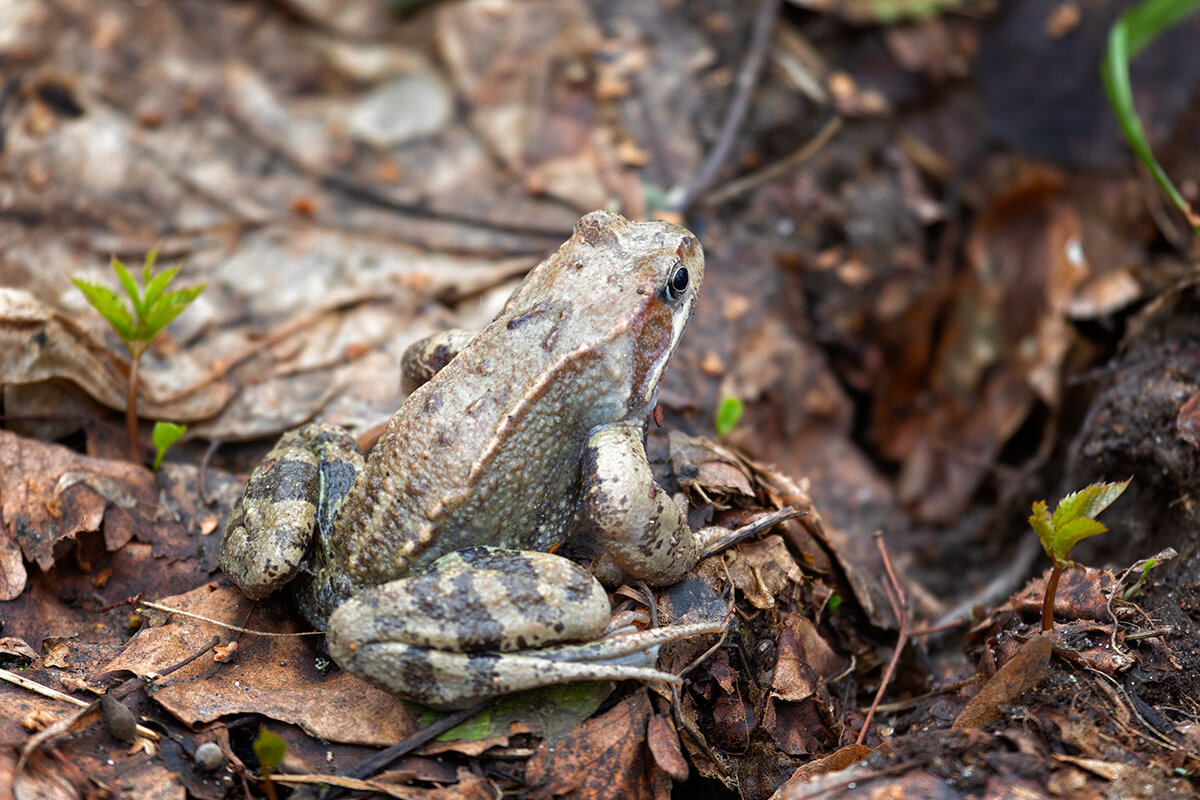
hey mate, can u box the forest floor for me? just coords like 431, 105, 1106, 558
2, 1, 1200, 798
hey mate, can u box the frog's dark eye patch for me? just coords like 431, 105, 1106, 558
664, 261, 689, 301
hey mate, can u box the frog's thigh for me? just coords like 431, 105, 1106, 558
219, 423, 363, 599
580, 423, 698, 585
326, 548, 615, 705
400, 328, 478, 393
327, 548, 610, 653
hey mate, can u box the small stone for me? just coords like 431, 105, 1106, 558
346, 72, 453, 149
194, 741, 224, 771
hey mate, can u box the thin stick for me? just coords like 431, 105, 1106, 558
139, 599, 324, 637
704, 116, 843, 206
665, 0, 783, 213
291, 700, 493, 800
856, 532, 909, 746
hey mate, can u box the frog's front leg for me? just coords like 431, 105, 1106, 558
581, 422, 733, 585
325, 547, 723, 709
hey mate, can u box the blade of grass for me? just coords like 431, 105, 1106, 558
1101, 0, 1200, 235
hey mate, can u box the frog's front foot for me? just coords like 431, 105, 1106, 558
325, 547, 723, 709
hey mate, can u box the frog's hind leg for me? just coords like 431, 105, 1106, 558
400, 328, 478, 393
218, 424, 364, 603
325, 547, 722, 709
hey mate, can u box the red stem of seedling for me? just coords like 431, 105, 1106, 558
126, 354, 141, 463
1041, 563, 1063, 632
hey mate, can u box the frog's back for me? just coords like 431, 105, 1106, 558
332, 210, 698, 588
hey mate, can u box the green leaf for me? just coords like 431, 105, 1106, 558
252, 726, 287, 771
1048, 517, 1108, 562
111, 257, 145, 318
1030, 479, 1131, 566
414, 681, 610, 742
142, 248, 159, 284
1028, 500, 1054, 549
151, 421, 187, 471
141, 265, 179, 311
71, 278, 137, 341
1051, 479, 1132, 530
140, 301, 194, 339
826, 593, 843, 615
1101, 0, 1200, 236
715, 396, 744, 436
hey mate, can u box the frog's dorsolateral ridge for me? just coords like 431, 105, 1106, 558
219, 210, 738, 709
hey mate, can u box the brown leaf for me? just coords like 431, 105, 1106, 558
772, 614, 845, 703
953, 633, 1053, 730
768, 743, 873, 798
0, 430, 158, 599
725, 536, 804, 610
526, 691, 669, 800
105, 583, 416, 747
646, 713, 688, 783
765, 697, 828, 756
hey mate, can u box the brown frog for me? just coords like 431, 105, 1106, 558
219, 210, 745, 708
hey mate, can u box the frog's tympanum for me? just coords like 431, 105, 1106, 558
219, 210, 739, 709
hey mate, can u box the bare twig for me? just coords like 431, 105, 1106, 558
291, 700, 493, 800
18, 636, 219, 774
139, 599, 324, 637
704, 115, 843, 206
857, 531, 909, 746
665, 0, 782, 213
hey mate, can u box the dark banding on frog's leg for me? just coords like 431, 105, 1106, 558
326, 548, 726, 709
219, 424, 364, 609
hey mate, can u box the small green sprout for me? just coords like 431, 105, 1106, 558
252, 726, 287, 800
1123, 557, 1159, 601
826, 593, 843, 615
715, 396, 744, 436
150, 421, 187, 471
72, 251, 205, 463
1029, 478, 1131, 632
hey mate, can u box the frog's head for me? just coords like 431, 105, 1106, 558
572, 210, 706, 419
499, 210, 704, 422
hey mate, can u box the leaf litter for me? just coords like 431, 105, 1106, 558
4, 0, 1200, 799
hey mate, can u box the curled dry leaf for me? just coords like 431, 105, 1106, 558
0, 288, 230, 421
0, 429, 158, 599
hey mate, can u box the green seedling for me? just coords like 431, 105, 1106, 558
72, 251, 205, 464
1102, 0, 1200, 236
1029, 478, 1131, 632
150, 421, 187, 471
1123, 556, 1159, 601
715, 395, 744, 436
252, 726, 287, 800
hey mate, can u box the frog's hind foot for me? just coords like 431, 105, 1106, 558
328, 621, 726, 710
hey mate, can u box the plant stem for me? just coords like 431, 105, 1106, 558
126, 352, 141, 463
1041, 562, 1064, 632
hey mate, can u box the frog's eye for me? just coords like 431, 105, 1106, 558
665, 261, 689, 301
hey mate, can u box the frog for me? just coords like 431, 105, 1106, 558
219, 210, 750, 709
